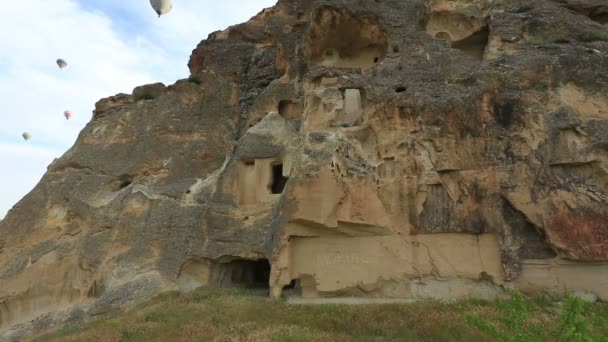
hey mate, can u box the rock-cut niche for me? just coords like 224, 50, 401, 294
278, 100, 300, 120
426, 11, 489, 60
304, 8, 388, 70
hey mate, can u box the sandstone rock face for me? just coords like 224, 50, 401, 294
2, 0, 608, 338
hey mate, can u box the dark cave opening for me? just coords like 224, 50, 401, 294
494, 101, 515, 128
270, 163, 289, 194
221, 259, 271, 290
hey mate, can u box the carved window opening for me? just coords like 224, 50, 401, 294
270, 163, 288, 194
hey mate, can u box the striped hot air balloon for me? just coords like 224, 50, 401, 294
150, 0, 173, 17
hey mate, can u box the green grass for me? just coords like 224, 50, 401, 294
579, 31, 608, 42
35, 287, 608, 342
468, 290, 608, 342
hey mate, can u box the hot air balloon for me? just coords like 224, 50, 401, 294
150, 0, 173, 17
56, 59, 68, 69
64, 110, 73, 120
22, 132, 32, 141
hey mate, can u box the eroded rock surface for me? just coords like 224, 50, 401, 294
2, 0, 608, 339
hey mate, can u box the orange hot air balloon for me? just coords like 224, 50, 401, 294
64, 110, 73, 120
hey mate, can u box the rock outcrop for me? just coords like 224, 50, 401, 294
2, 0, 608, 339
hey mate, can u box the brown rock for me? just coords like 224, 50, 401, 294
132, 82, 167, 101
2, 0, 608, 338
93, 93, 133, 118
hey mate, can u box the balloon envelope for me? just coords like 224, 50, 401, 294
56, 59, 67, 69
150, 0, 173, 17
22, 132, 32, 141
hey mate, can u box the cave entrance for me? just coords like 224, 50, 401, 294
305, 8, 388, 70
221, 259, 271, 290
270, 163, 288, 194
282, 279, 302, 297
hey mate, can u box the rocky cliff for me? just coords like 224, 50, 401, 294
2, 0, 608, 338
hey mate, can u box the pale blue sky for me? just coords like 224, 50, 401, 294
0, 0, 276, 219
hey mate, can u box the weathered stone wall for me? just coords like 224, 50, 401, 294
1, 0, 608, 339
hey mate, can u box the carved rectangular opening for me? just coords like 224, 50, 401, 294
219, 259, 271, 290
344, 89, 363, 117
270, 163, 288, 194
340, 88, 367, 110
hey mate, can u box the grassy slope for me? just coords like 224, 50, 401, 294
37, 288, 608, 342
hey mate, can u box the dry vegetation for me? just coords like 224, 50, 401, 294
36, 288, 608, 342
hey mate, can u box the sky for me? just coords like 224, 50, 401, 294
0, 0, 277, 219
